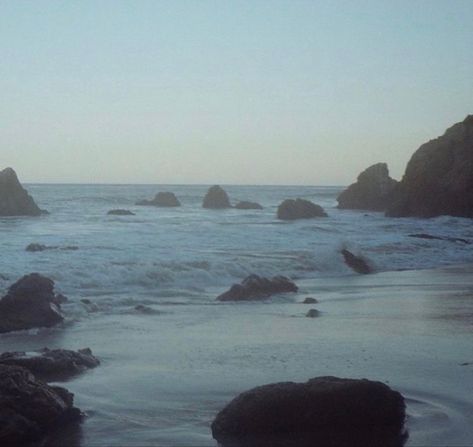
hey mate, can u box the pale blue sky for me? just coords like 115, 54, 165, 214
1, 0, 472, 184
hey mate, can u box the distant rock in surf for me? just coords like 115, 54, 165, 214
25, 243, 79, 252
107, 209, 135, 215
136, 192, 181, 207
134, 304, 162, 315
234, 201, 263, 210
0, 273, 65, 333
302, 297, 318, 304
0, 167, 45, 216
408, 233, 470, 244
305, 308, 320, 318
277, 198, 327, 220
337, 163, 398, 211
211, 376, 406, 447
341, 249, 372, 274
217, 274, 298, 301
203, 185, 231, 209
80, 298, 99, 313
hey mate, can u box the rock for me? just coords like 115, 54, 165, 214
0, 274, 64, 334
211, 376, 406, 447
26, 243, 78, 252
136, 192, 180, 207
134, 304, 162, 315
0, 364, 81, 447
408, 233, 470, 244
217, 274, 298, 302
341, 249, 371, 274
0, 167, 45, 216
302, 297, 318, 304
202, 185, 231, 209
337, 163, 398, 211
386, 115, 473, 217
234, 201, 263, 210
107, 209, 135, 215
277, 199, 327, 220
306, 308, 320, 318
80, 299, 98, 312
0, 348, 99, 382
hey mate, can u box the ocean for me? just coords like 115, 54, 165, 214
1, 184, 473, 446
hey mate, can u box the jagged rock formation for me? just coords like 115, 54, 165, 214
136, 192, 181, 207
234, 201, 263, 210
277, 199, 327, 220
202, 185, 231, 209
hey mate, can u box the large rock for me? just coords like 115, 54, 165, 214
0, 167, 43, 216
217, 274, 298, 301
234, 201, 263, 210
387, 116, 473, 217
211, 376, 406, 447
0, 274, 64, 333
202, 185, 231, 209
277, 199, 327, 220
0, 364, 81, 447
337, 163, 398, 211
136, 192, 181, 207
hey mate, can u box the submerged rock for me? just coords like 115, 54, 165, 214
80, 299, 98, 313
0, 167, 44, 216
107, 209, 135, 215
0, 274, 64, 333
305, 308, 320, 318
302, 297, 318, 304
0, 364, 81, 447
341, 249, 372, 274
234, 201, 263, 210
408, 233, 470, 244
0, 348, 99, 382
202, 185, 231, 209
217, 274, 298, 302
277, 199, 327, 220
136, 192, 181, 207
211, 376, 406, 447
25, 243, 78, 252
134, 304, 162, 315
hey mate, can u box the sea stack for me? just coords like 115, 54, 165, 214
277, 198, 327, 220
135, 192, 181, 207
202, 185, 231, 209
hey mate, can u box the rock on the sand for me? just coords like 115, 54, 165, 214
277, 198, 327, 220
135, 192, 181, 207
202, 185, 231, 209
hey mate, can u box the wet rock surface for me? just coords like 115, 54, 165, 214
305, 308, 320, 318
136, 192, 181, 207
202, 185, 231, 209
302, 297, 318, 304
277, 199, 327, 220
341, 249, 372, 274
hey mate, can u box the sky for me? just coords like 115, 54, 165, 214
1, 0, 472, 185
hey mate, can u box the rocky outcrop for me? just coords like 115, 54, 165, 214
234, 201, 263, 210
211, 376, 406, 447
0, 348, 99, 382
337, 163, 398, 211
387, 116, 473, 217
0, 167, 44, 216
341, 249, 372, 274
0, 364, 81, 447
0, 274, 64, 333
107, 209, 135, 215
277, 199, 327, 220
136, 192, 181, 207
202, 185, 231, 209
217, 274, 298, 302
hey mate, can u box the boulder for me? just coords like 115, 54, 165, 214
341, 249, 371, 274
136, 192, 181, 207
217, 274, 298, 302
211, 376, 406, 447
202, 185, 231, 209
107, 209, 135, 215
337, 163, 398, 211
234, 201, 263, 210
0, 167, 44, 216
305, 308, 320, 318
386, 115, 473, 217
0, 364, 81, 447
302, 297, 318, 304
277, 199, 327, 220
0, 348, 99, 382
0, 274, 64, 333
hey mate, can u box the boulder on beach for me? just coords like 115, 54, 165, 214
341, 249, 372, 274
211, 376, 406, 447
217, 274, 298, 302
234, 201, 263, 210
277, 199, 327, 220
0, 167, 44, 216
0, 348, 99, 382
107, 209, 135, 215
0, 364, 82, 447
202, 185, 231, 209
337, 163, 398, 211
136, 192, 181, 207
387, 115, 473, 218
0, 273, 64, 333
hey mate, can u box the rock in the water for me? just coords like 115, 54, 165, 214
234, 201, 263, 210
0, 348, 99, 382
302, 297, 318, 304
337, 163, 398, 211
26, 243, 78, 252
80, 299, 98, 312
305, 308, 320, 318
217, 274, 298, 302
0, 167, 44, 216
408, 233, 470, 244
0, 364, 81, 447
0, 274, 64, 333
387, 116, 473, 218
341, 249, 371, 274
202, 185, 231, 209
277, 199, 327, 220
107, 209, 135, 215
211, 376, 406, 447
134, 304, 162, 315
136, 192, 181, 207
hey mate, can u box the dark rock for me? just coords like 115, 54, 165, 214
277, 199, 328, 220
0, 364, 82, 447
386, 115, 473, 218
234, 201, 263, 210
134, 304, 162, 315
341, 249, 372, 274
0, 274, 64, 333
217, 274, 298, 302
337, 163, 398, 211
0, 348, 99, 382
80, 299, 98, 312
107, 209, 135, 215
305, 308, 320, 318
136, 192, 181, 207
211, 376, 406, 447
26, 243, 50, 252
202, 185, 231, 209
52, 293, 68, 305
0, 167, 44, 216
302, 297, 318, 304
408, 233, 470, 244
